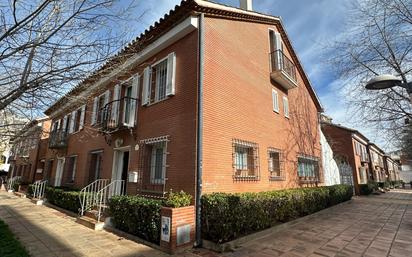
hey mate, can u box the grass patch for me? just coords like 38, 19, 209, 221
0, 219, 30, 257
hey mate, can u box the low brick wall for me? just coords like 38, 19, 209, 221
160, 205, 195, 254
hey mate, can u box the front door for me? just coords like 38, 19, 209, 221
112, 149, 129, 194
55, 158, 65, 187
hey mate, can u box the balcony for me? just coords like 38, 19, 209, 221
269, 50, 298, 90
49, 130, 68, 149
99, 97, 138, 133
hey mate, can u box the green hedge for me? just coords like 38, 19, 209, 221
359, 182, 378, 195
45, 187, 82, 213
108, 195, 163, 244
201, 184, 353, 243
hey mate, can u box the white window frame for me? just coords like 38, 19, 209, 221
151, 56, 169, 103
272, 89, 279, 113
283, 96, 289, 118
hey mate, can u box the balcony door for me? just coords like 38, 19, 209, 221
54, 158, 65, 187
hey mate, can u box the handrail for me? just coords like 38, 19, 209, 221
7, 176, 21, 191
79, 179, 110, 216
33, 179, 48, 199
96, 180, 125, 222
99, 97, 138, 132
269, 50, 297, 82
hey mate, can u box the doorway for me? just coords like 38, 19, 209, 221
55, 158, 65, 187
112, 148, 130, 194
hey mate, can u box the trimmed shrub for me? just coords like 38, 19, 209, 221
27, 184, 34, 197
359, 182, 378, 195
201, 184, 353, 243
44, 187, 82, 213
108, 195, 163, 244
163, 190, 192, 208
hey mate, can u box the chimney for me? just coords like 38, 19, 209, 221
239, 0, 253, 11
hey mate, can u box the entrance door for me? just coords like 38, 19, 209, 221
112, 149, 129, 194
55, 158, 65, 187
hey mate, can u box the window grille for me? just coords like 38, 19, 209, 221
232, 139, 259, 181
297, 155, 320, 182
268, 148, 285, 180
152, 59, 168, 102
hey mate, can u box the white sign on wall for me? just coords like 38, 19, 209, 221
161, 216, 171, 242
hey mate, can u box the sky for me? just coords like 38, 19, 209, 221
125, 0, 388, 147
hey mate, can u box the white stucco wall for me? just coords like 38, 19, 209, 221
400, 164, 412, 183
321, 130, 341, 186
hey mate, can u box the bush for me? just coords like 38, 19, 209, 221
45, 187, 82, 213
27, 184, 34, 197
359, 182, 378, 195
12, 182, 19, 192
201, 184, 353, 243
163, 190, 192, 208
108, 195, 163, 244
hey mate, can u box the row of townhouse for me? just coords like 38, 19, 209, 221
9, 0, 325, 199
320, 118, 401, 195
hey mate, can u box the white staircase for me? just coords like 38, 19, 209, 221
79, 179, 110, 216
7, 176, 21, 192
32, 179, 48, 205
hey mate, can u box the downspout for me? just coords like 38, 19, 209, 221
195, 13, 204, 247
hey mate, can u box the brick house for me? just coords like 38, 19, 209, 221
384, 155, 400, 182
368, 143, 386, 182
35, 0, 324, 199
8, 117, 51, 183
321, 122, 372, 195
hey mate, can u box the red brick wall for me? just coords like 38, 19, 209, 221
47, 31, 199, 196
201, 17, 322, 193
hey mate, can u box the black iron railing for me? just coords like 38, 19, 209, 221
99, 97, 138, 132
270, 50, 297, 82
49, 130, 68, 149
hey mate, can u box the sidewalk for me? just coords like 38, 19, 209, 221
0, 191, 173, 257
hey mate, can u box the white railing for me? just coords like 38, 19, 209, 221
33, 180, 48, 199
7, 176, 21, 191
79, 179, 110, 216
96, 180, 125, 222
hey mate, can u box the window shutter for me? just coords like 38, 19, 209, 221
283, 96, 289, 117
274, 32, 282, 70
79, 105, 86, 130
129, 75, 139, 126
272, 89, 279, 112
62, 116, 68, 131
166, 52, 176, 96
104, 90, 110, 106
69, 110, 76, 133
57, 119, 61, 129
142, 67, 151, 106
91, 97, 98, 125
112, 85, 121, 125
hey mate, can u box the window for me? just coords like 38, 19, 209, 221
150, 141, 166, 184
297, 156, 319, 180
283, 96, 289, 118
233, 139, 259, 180
64, 114, 71, 133
268, 148, 284, 179
92, 91, 109, 125
88, 151, 103, 183
152, 59, 168, 102
73, 108, 82, 132
97, 94, 106, 124
359, 167, 367, 184
142, 52, 176, 106
272, 89, 279, 113
64, 156, 77, 184
124, 85, 133, 124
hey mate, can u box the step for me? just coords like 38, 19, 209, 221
31, 198, 44, 205
13, 192, 26, 198
76, 216, 105, 231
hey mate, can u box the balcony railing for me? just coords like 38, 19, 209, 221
270, 50, 298, 90
99, 97, 138, 133
49, 130, 68, 149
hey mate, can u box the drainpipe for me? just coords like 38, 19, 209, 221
195, 13, 204, 247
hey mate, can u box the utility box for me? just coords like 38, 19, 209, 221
128, 171, 138, 183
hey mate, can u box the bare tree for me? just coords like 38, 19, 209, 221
0, 0, 146, 144
330, 0, 412, 147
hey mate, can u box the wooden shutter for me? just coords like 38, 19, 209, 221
129, 75, 139, 126
283, 96, 289, 117
142, 67, 151, 106
69, 110, 76, 133
91, 97, 98, 125
112, 85, 121, 125
166, 52, 176, 96
274, 32, 282, 70
79, 105, 86, 130
57, 119, 61, 129
62, 116, 68, 131
272, 89, 279, 112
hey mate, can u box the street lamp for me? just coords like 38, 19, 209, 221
365, 74, 412, 103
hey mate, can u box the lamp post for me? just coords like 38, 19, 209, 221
365, 74, 412, 103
